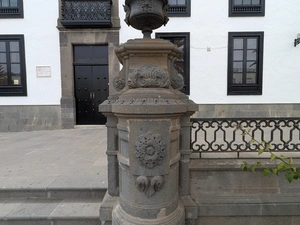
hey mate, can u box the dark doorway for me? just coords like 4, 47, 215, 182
73, 45, 109, 125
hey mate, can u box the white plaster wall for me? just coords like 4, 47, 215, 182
119, 0, 300, 104
0, 0, 61, 105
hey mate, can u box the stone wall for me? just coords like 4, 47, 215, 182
190, 158, 300, 225
193, 104, 300, 118
0, 105, 61, 132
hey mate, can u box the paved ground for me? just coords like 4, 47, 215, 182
0, 126, 108, 190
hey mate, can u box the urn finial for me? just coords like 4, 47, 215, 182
124, 0, 169, 38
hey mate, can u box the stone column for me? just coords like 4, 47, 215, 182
100, 38, 197, 225
100, 1, 197, 224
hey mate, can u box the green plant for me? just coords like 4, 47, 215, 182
237, 125, 300, 183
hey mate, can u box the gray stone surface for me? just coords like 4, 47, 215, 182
197, 217, 300, 225
0, 199, 102, 225
0, 127, 108, 194
193, 103, 300, 118
190, 158, 300, 223
0, 105, 61, 132
0, 127, 107, 225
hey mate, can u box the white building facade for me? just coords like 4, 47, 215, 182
120, 0, 300, 119
0, 0, 120, 131
0, 0, 62, 131
1, 0, 300, 132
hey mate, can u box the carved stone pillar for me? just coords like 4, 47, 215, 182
99, 1, 197, 224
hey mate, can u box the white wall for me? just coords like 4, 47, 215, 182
1, 0, 61, 105
119, 0, 300, 104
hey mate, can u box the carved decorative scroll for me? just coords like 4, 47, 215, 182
136, 176, 164, 197
128, 65, 169, 89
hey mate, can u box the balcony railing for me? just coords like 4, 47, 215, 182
191, 118, 300, 158
167, 3, 190, 17
61, 0, 112, 28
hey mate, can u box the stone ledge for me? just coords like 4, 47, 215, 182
0, 199, 102, 221
197, 195, 300, 216
99, 193, 200, 223
181, 196, 198, 221
190, 158, 300, 171
99, 192, 118, 222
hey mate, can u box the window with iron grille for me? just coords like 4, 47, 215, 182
228, 32, 264, 95
168, 0, 190, 17
155, 33, 190, 95
229, 0, 265, 17
0, 35, 27, 96
0, 0, 23, 18
60, 0, 112, 28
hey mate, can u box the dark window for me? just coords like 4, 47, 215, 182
228, 32, 264, 95
156, 32, 190, 95
0, 35, 27, 96
229, 0, 265, 17
0, 0, 23, 18
168, 0, 190, 17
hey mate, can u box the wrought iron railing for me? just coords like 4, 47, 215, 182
0, 8, 19, 15
167, 3, 190, 17
61, 0, 112, 28
191, 118, 300, 156
168, 5, 187, 14
233, 5, 262, 13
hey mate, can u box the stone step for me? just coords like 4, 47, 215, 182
0, 188, 107, 200
0, 198, 102, 225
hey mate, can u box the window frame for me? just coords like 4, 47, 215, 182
227, 32, 264, 95
0, 35, 27, 96
0, 0, 24, 19
155, 32, 190, 95
167, 0, 191, 17
229, 0, 265, 17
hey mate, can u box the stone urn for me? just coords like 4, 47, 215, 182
124, 0, 169, 38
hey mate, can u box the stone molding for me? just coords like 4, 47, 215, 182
102, 98, 190, 106
112, 201, 185, 225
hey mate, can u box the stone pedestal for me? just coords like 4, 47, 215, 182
100, 38, 197, 225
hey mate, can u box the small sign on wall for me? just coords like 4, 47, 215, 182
36, 66, 51, 77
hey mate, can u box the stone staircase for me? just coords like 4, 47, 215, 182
0, 128, 109, 225
0, 187, 106, 225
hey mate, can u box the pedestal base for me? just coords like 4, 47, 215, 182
112, 201, 185, 225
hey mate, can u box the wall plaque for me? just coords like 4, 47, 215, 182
36, 66, 51, 77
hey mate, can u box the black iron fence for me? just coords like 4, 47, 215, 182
191, 118, 300, 156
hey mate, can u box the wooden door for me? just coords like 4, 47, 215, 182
74, 45, 108, 125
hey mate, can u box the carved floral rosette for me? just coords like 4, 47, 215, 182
113, 77, 125, 91
135, 132, 166, 169
128, 65, 169, 89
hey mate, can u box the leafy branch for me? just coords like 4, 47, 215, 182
237, 125, 300, 183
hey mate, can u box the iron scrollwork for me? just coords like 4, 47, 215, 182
61, 0, 112, 28
191, 118, 300, 155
